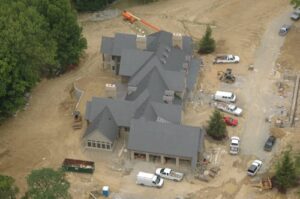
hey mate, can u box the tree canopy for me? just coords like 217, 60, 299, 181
0, 0, 86, 121
0, 0, 56, 120
26, 168, 70, 199
0, 175, 19, 199
198, 25, 216, 54
73, 0, 114, 12
275, 150, 297, 193
291, 0, 300, 8
207, 110, 227, 140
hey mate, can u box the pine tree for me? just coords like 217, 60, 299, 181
275, 150, 297, 193
198, 25, 216, 54
207, 110, 227, 140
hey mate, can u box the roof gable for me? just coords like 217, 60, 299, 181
84, 107, 118, 142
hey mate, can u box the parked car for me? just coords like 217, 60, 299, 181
215, 102, 243, 116
264, 136, 276, 151
279, 24, 291, 36
155, 168, 184, 181
290, 8, 300, 20
247, 160, 263, 176
136, 172, 164, 188
229, 136, 240, 155
224, 116, 238, 126
213, 55, 240, 64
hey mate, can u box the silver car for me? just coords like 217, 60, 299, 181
291, 8, 300, 20
279, 24, 291, 36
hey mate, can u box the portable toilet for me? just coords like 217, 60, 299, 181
102, 186, 109, 197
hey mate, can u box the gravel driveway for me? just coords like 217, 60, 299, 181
239, 8, 292, 168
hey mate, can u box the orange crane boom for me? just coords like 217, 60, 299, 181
122, 10, 160, 32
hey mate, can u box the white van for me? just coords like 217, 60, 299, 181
212, 91, 236, 103
136, 172, 164, 188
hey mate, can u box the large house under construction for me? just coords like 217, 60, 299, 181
83, 31, 204, 168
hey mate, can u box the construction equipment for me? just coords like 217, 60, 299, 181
72, 111, 82, 130
217, 68, 236, 83
122, 10, 160, 32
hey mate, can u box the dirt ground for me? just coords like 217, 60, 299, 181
1, 0, 300, 198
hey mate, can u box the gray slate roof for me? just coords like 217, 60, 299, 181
83, 107, 118, 142
101, 36, 114, 54
119, 50, 153, 77
150, 102, 181, 123
100, 33, 137, 56
187, 59, 201, 91
85, 97, 134, 127
182, 36, 193, 54
128, 119, 203, 161
113, 33, 137, 56
147, 31, 173, 51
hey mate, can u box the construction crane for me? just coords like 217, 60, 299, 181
122, 10, 160, 32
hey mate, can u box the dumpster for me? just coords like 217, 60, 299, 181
62, 158, 95, 174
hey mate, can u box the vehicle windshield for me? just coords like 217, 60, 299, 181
266, 142, 272, 146
153, 175, 161, 184
230, 94, 234, 99
160, 168, 165, 173
248, 165, 257, 173
230, 106, 237, 111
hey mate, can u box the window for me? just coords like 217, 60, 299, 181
92, 142, 96, 147
87, 141, 91, 147
97, 143, 101, 148
102, 143, 106, 148
106, 144, 111, 150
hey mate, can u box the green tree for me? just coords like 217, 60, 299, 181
26, 168, 70, 199
198, 25, 216, 54
207, 110, 227, 140
0, 175, 19, 199
291, 0, 300, 8
73, 0, 113, 12
0, 0, 56, 120
31, 0, 87, 74
275, 150, 297, 193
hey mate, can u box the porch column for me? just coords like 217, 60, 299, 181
176, 157, 180, 168
131, 151, 135, 160
161, 155, 165, 164
146, 153, 150, 162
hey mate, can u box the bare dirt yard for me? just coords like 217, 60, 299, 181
1, 0, 300, 198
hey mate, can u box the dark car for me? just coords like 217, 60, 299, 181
264, 136, 276, 151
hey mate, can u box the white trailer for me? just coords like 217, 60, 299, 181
213, 55, 240, 64
136, 172, 164, 188
155, 168, 184, 182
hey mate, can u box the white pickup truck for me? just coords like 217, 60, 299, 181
213, 55, 240, 64
214, 102, 242, 116
230, 136, 240, 155
155, 168, 184, 182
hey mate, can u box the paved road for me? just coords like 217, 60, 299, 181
240, 8, 292, 168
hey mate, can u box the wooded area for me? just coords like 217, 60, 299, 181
0, 0, 86, 121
